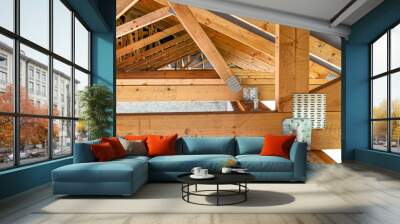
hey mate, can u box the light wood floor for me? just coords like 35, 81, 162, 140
1, 161, 400, 224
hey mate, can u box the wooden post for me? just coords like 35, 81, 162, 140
275, 24, 309, 112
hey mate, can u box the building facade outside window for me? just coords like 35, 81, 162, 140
0, 0, 91, 170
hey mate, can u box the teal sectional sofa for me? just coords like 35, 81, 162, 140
52, 137, 307, 196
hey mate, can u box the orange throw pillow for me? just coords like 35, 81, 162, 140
146, 134, 178, 157
91, 142, 117, 162
125, 135, 148, 141
101, 137, 127, 158
260, 135, 296, 159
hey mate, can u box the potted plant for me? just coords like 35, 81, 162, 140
79, 84, 113, 140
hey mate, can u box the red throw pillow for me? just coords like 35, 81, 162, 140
146, 134, 178, 157
91, 142, 117, 162
101, 137, 127, 158
260, 135, 296, 159
125, 135, 148, 141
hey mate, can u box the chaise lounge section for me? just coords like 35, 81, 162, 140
52, 136, 307, 196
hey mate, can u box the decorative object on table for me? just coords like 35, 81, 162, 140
242, 87, 258, 101
225, 159, 238, 168
221, 167, 232, 173
292, 93, 326, 129
177, 173, 255, 206
190, 167, 214, 179
79, 84, 113, 140
283, 118, 312, 150
222, 167, 248, 174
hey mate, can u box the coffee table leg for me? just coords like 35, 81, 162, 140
216, 184, 219, 206
245, 183, 247, 201
195, 184, 198, 192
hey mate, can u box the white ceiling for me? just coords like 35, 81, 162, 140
225, 0, 352, 22
170, 0, 384, 37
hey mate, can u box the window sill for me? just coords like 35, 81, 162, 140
0, 156, 72, 175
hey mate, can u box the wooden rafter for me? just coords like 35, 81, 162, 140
116, 0, 140, 19
118, 34, 192, 67
189, 7, 274, 58
117, 6, 173, 38
309, 36, 341, 68
122, 38, 199, 71
117, 24, 184, 58
168, 2, 241, 92
205, 27, 274, 72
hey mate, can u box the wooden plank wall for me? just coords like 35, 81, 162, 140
116, 70, 341, 150
116, 112, 340, 150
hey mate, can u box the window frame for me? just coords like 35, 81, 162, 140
370, 21, 400, 154
0, 0, 92, 171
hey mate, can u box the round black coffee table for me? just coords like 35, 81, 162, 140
177, 173, 255, 206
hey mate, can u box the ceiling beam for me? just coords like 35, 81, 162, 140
118, 34, 192, 67
116, 6, 173, 38
117, 24, 184, 58
330, 0, 368, 27
190, 8, 275, 58
116, 0, 140, 19
169, 2, 241, 92
167, 0, 351, 37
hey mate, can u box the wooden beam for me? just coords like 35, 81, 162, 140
117, 24, 184, 58
117, 7, 173, 38
310, 36, 341, 68
117, 78, 225, 86
124, 39, 198, 71
205, 27, 274, 73
116, 0, 140, 19
275, 25, 310, 112
169, 3, 241, 92
189, 7, 274, 58
118, 70, 219, 79
118, 34, 192, 67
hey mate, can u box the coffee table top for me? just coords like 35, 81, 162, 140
177, 172, 255, 185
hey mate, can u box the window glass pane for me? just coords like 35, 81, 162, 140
0, 116, 14, 170
391, 120, 400, 153
391, 72, 400, 118
20, 117, 49, 165
75, 120, 88, 143
372, 121, 388, 151
0, 35, 14, 112
20, 0, 49, 49
53, 0, 72, 60
372, 33, 387, 76
0, 0, 14, 31
53, 59, 72, 117
372, 76, 387, 119
53, 119, 72, 157
391, 24, 400, 70
20, 44, 49, 115
74, 69, 89, 118
74, 18, 89, 69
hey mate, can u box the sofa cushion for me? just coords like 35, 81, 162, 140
236, 155, 293, 172
149, 154, 235, 172
101, 137, 127, 158
260, 135, 296, 159
236, 137, 264, 155
147, 134, 178, 157
91, 142, 118, 161
53, 159, 147, 183
179, 137, 236, 155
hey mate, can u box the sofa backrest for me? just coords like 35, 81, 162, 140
235, 136, 264, 155
178, 137, 236, 155
73, 139, 100, 163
